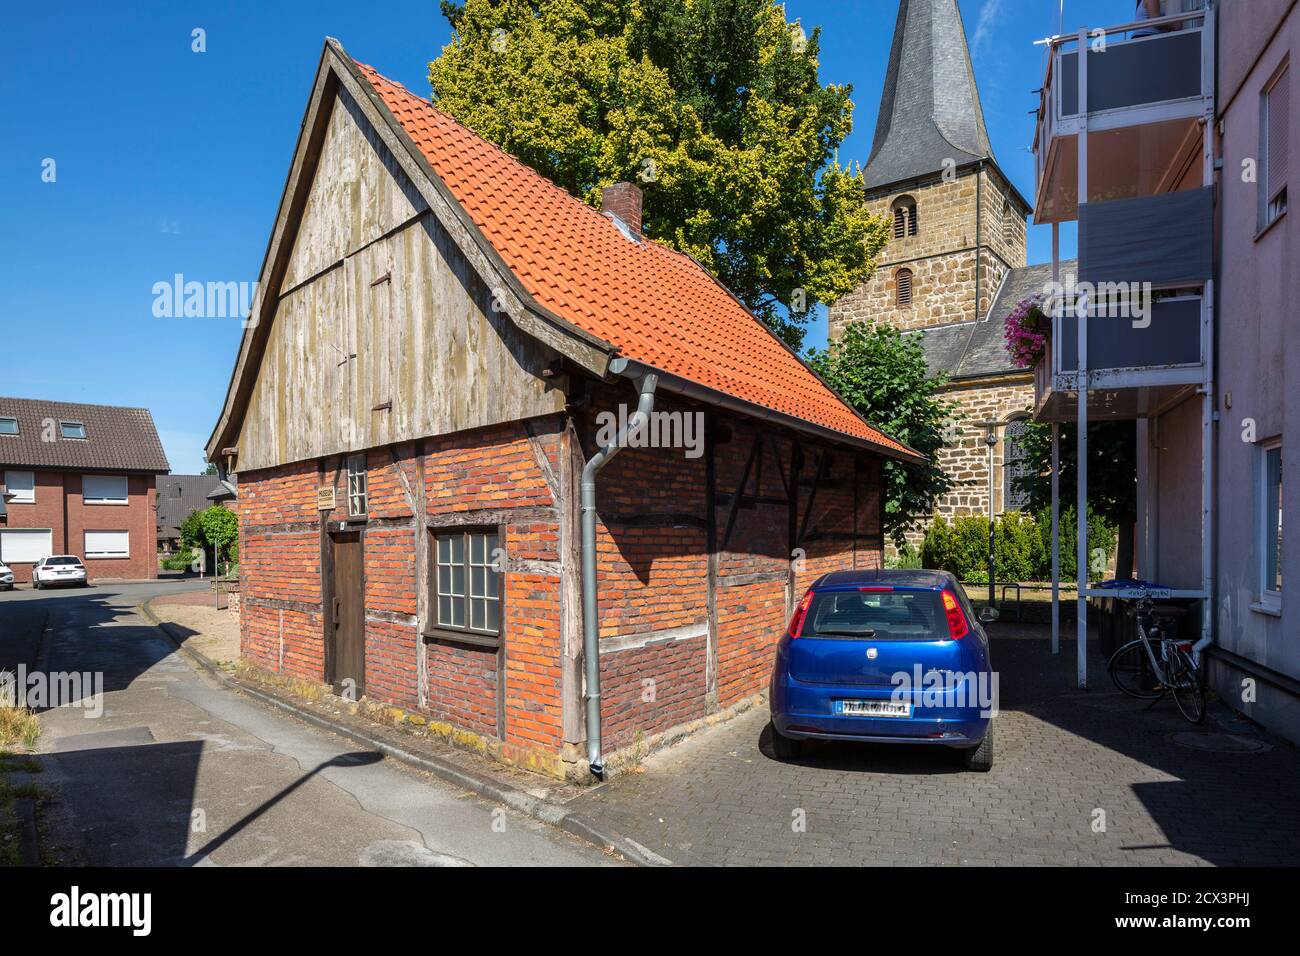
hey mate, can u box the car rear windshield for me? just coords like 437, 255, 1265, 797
804, 589, 948, 639
47, 557, 83, 566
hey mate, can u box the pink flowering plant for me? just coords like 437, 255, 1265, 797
1003, 295, 1049, 368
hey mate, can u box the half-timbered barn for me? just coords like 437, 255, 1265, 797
206, 39, 920, 779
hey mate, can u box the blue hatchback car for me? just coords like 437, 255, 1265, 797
769, 569, 997, 771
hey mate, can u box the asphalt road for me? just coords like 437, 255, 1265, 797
0, 581, 612, 866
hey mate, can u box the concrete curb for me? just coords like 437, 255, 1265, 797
139, 600, 674, 867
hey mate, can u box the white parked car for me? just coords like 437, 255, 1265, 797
32, 555, 88, 589
0, 561, 13, 590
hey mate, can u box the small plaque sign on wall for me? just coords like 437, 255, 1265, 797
316, 486, 336, 511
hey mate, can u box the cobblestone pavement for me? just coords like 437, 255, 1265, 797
568, 631, 1300, 866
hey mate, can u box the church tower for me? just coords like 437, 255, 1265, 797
829, 0, 1030, 341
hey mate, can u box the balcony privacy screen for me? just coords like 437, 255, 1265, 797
1059, 297, 1202, 372
1078, 189, 1213, 287
1059, 30, 1202, 115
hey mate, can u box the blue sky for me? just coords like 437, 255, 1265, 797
2, 0, 1135, 473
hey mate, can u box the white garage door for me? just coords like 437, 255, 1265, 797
0, 529, 53, 564
85, 530, 130, 558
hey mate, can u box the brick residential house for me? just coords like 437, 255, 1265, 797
156, 474, 229, 553
205, 40, 919, 779
0, 397, 169, 582
829, 0, 1041, 534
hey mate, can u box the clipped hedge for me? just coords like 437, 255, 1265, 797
921, 508, 1117, 584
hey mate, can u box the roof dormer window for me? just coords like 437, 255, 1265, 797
60, 421, 87, 440
0, 417, 17, 436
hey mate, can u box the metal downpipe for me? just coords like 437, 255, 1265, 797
581, 363, 658, 776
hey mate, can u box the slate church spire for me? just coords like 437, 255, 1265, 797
863, 0, 996, 190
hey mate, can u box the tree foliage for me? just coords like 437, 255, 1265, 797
808, 322, 956, 547
179, 506, 239, 574
429, 0, 890, 349
1011, 420, 1136, 528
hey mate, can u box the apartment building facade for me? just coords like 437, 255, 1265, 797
0, 397, 169, 582
1211, 0, 1298, 743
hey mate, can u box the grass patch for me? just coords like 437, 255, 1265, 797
0, 703, 40, 753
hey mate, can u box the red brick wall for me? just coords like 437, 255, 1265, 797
0, 469, 157, 583
233, 397, 886, 767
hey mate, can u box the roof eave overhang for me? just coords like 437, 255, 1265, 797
205, 38, 618, 463
615, 358, 927, 466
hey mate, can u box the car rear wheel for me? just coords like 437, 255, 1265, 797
768, 720, 803, 760
962, 721, 994, 772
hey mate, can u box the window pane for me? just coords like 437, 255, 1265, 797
471, 564, 485, 599
470, 533, 484, 564
471, 597, 485, 630
486, 534, 499, 568
450, 596, 465, 626
60, 421, 86, 439
450, 534, 464, 564
485, 567, 499, 598
438, 595, 453, 626
451, 563, 465, 597
1266, 447, 1283, 592
437, 561, 451, 595
0, 418, 17, 435
484, 599, 499, 633
438, 536, 451, 564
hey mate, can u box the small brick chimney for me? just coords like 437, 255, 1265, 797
600, 182, 642, 234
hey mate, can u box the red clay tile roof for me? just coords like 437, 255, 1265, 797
352, 61, 913, 458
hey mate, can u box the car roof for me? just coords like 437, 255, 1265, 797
812, 568, 956, 591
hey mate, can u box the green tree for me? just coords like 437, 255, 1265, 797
808, 322, 956, 547
429, 0, 890, 350
199, 507, 239, 575
1013, 420, 1136, 577
179, 506, 239, 576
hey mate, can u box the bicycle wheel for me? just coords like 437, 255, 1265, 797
1168, 647, 1206, 724
1108, 640, 1163, 699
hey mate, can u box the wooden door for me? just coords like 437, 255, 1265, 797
330, 532, 365, 698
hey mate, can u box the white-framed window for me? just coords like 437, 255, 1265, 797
1261, 61, 1290, 230
1258, 441, 1283, 609
59, 420, 87, 440
434, 530, 501, 635
3, 471, 35, 504
0, 417, 18, 436
82, 474, 128, 505
84, 530, 130, 559
346, 454, 368, 516
0, 529, 53, 564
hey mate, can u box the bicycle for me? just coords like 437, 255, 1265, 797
1106, 589, 1205, 724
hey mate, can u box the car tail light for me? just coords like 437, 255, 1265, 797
787, 589, 814, 639
941, 590, 969, 639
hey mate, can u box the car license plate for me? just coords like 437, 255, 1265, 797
835, 699, 911, 718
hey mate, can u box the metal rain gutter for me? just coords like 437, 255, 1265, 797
614, 359, 925, 465
581, 358, 658, 776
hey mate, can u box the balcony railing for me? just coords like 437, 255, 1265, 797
1033, 293, 1207, 421
1033, 6, 1213, 222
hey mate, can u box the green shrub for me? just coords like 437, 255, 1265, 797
887, 541, 923, 570
920, 509, 1115, 584
161, 549, 196, 572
